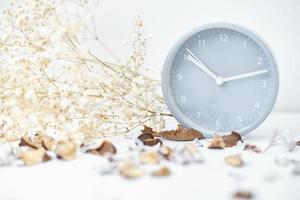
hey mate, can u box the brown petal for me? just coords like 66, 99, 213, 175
244, 144, 262, 153
159, 145, 173, 160
55, 141, 77, 160
160, 125, 203, 141
140, 151, 160, 164
233, 191, 253, 199
137, 133, 162, 146
87, 140, 117, 156
141, 125, 160, 137
222, 131, 242, 147
152, 166, 171, 177
296, 140, 300, 146
20, 148, 50, 166
225, 154, 244, 167
19, 137, 40, 149
119, 161, 144, 179
208, 136, 226, 149
41, 135, 55, 150
143, 138, 162, 146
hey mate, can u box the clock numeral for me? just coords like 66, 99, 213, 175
180, 95, 186, 103
254, 101, 260, 108
196, 111, 202, 119
219, 34, 228, 42
257, 57, 263, 65
243, 41, 247, 48
237, 115, 243, 123
198, 39, 206, 48
177, 74, 183, 81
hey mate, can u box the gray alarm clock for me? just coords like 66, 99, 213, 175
161, 23, 279, 137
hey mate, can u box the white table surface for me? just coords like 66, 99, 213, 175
0, 112, 299, 200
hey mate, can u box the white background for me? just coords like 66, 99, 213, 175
1, 0, 300, 112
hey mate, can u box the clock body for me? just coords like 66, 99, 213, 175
161, 23, 279, 137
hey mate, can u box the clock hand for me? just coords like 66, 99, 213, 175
223, 69, 268, 82
186, 49, 218, 81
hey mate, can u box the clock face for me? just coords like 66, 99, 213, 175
162, 23, 279, 137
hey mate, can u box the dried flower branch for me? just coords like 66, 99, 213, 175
0, 0, 170, 143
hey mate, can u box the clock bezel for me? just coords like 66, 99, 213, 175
161, 23, 279, 137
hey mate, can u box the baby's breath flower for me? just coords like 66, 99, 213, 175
0, 0, 170, 143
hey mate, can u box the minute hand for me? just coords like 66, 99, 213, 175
223, 69, 268, 82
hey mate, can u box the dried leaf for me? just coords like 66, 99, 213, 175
225, 154, 244, 167
244, 144, 261, 153
208, 136, 226, 149
119, 161, 144, 179
160, 125, 203, 141
159, 145, 173, 160
19, 137, 40, 149
140, 151, 160, 164
233, 191, 253, 199
222, 131, 242, 147
87, 140, 117, 156
19, 134, 55, 151
152, 166, 171, 177
141, 125, 160, 137
20, 148, 50, 166
40, 135, 55, 150
137, 133, 162, 146
55, 141, 77, 160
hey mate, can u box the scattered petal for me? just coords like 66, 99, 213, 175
152, 166, 171, 177
159, 145, 173, 160
55, 141, 77, 160
141, 125, 160, 137
208, 136, 226, 149
243, 144, 261, 153
160, 125, 203, 141
225, 154, 244, 167
140, 151, 160, 164
119, 160, 144, 179
296, 140, 300, 146
20, 148, 50, 166
233, 190, 253, 199
87, 140, 117, 156
222, 131, 242, 147
137, 133, 162, 146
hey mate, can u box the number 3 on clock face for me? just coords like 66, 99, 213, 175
162, 23, 279, 137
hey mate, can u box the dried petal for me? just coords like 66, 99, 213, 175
152, 166, 171, 177
87, 140, 117, 156
159, 145, 173, 160
208, 136, 226, 149
41, 135, 55, 150
244, 144, 261, 153
140, 151, 160, 164
141, 125, 160, 137
20, 148, 50, 166
160, 125, 203, 141
137, 133, 162, 146
119, 161, 144, 179
19, 137, 40, 149
296, 140, 300, 146
225, 154, 244, 167
222, 131, 242, 147
55, 141, 77, 160
233, 191, 253, 199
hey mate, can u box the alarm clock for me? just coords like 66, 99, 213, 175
161, 23, 279, 137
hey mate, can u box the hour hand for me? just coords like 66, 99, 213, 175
186, 49, 218, 81
223, 69, 268, 82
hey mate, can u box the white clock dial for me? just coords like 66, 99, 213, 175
162, 23, 279, 137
